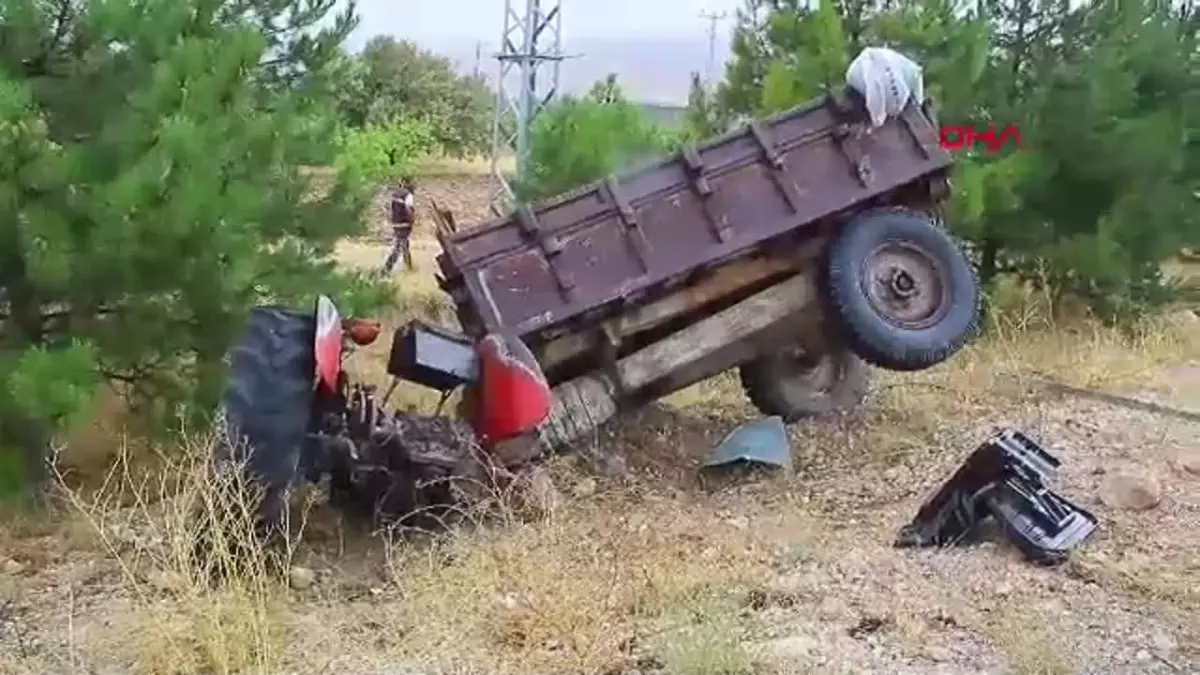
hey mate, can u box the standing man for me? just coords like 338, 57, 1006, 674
382, 177, 416, 274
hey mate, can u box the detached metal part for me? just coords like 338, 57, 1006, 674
704, 416, 793, 471
895, 428, 1097, 565
387, 320, 479, 391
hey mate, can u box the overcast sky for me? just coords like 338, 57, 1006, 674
345, 0, 745, 102
349, 0, 745, 43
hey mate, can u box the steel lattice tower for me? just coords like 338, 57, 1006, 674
489, 0, 564, 216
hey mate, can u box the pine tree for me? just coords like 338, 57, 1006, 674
515, 76, 674, 201
1014, 0, 1198, 316
684, 72, 726, 138
711, 0, 1197, 319
0, 0, 385, 499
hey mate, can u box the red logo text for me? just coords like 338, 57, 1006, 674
939, 124, 1023, 153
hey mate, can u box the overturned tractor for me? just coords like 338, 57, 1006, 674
218, 49, 984, 527
214, 296, 552, 529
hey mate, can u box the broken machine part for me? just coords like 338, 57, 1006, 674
894, 428, 1097, 566
703, 416, 793, 471
387, 320, 479, 392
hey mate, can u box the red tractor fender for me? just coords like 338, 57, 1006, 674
314, 296, 343, 392
471, 333, 552, 445
314, 295, 382, 394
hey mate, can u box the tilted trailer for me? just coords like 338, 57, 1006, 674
213, 59, 984, 533
401, 86, 980, 458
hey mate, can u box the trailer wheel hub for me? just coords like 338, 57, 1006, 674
781, 346, 837, 390
890, 269, 917, 297
864, 242, 949, 330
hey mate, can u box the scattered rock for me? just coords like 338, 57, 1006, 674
848, 615, 891, 639
923, 644, 954, 662
594, 451, 629, 478
495, 592, 522, 611
1167, 309, 1199, 327
725, 515, 750, 530
764, 569, 823, 598
762, 634, 821, 661
288, 566, 316, 590
1172, 450, 1200, 477
572, 477, 598, 498
491, 434, 542, 467
514, 465, 562, 516
1150, 630, 1176, 654
1099, 471, 1162, 511
2, 557, 24, 575
145, 569, 176, 592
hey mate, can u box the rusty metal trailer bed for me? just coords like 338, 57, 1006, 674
412, 89, 978, 453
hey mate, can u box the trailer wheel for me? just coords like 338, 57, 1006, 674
828, 210, 980, 371
212, 307, 317, 537
739, 348, 870, 422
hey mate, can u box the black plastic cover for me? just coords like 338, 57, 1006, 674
895, 428, 1097, 565
985, 481, 1097, 566
386, 320, 478, 391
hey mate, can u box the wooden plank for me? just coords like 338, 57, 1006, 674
535, 272, 817, 453
617, 273, 816, 391
536, 254, 798, 371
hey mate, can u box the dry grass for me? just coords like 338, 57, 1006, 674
376, 492, 766, 674
9, 438, 767, 675
983, 604, 1074, 675
45, 439, 310, 675
417, 153, 515, 177
4, 202, 1199, 674
335, 237, 453, 324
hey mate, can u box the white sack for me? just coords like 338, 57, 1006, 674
844, 47, 925, 127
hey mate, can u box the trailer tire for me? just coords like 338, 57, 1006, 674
828, 209, 980, 371
212, 306, 317, 536
739, 348, 870, 422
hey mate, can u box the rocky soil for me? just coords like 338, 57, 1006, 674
3, 363, 1196, 675
1, 175, 1196, 675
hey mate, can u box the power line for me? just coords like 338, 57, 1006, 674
698, 10, 729, 87
488, 0, 566, 216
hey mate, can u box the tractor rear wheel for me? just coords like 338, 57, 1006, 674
211, 306, 317, 539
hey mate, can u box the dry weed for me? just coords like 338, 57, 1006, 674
417, 153, 515, 176
656, 615, 763, 675
377, 493, 767, 674
57, 438, 306, 675
982, 603, 1074, 675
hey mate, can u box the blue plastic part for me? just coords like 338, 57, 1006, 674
704, 416, 793, 470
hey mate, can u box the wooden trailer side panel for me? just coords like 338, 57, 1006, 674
438, 95, 949, 340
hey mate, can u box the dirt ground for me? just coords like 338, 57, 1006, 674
2, 173, 1199, 675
